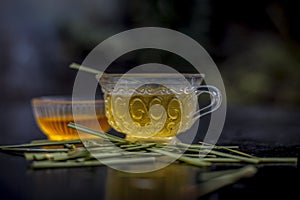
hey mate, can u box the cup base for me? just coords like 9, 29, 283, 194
125, 135, 179, 144
47, 135, 79, 141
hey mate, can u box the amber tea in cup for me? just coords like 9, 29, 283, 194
99, 73, 221, 143
32, 97, 111, 140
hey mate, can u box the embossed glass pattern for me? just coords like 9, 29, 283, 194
99, 73, 221, 142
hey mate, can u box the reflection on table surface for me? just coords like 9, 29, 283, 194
106, 165, 196, 200
0, 148, 298, 200
105, 164, 259, 200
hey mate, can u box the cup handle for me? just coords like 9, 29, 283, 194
193, 85, 222, 120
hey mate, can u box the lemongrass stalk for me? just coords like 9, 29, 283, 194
150, 148, 211, 167
67, 122, 127, 143
70, 63, 143, 83
54, 151, 89, 161
91, 151, 160, 159
184, 154, 217, 158
36, 153, 68, 161
0, 140, 82, 149
220, 148, 255, 158
0, 147, 69, 153
120, 144, 141, 148
203, 149, 259, 164
30, 139, 54, 144
31, 157, 155, 169
70, 63, 103, 74
31, 160, 103, 169
198, 142, 255, 158
124, 143, 156, 151
258, 157, 297, 163
89, 147, 123, 153
201, 158, 240, 163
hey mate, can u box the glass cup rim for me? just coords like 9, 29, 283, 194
98, 73, 205, 87
97, 73, 205, 80
31, 96, 104, 104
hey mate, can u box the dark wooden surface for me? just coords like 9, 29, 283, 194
0, 106, 299, 200
0, 148, 298, 200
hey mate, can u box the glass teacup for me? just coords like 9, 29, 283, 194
98, 73, 221, 143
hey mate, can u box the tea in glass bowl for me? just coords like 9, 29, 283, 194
105, 87, 198, 141
99, 73, 221, 143
32, 96, 110, 140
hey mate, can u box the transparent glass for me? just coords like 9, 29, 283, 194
31, 96, 111, 140
98, 73, 222, 143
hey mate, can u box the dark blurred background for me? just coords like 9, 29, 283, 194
0, 0, 299, 145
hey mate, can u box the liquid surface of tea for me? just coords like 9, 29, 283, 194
37, 115, 111, 140
105, 89, 197, 141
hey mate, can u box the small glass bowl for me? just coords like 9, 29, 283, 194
31, 96, 111, 140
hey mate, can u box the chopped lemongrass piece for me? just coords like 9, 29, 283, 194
0, 147, 68, 153
31, 157, 155, 169
67, 122, 127, 143
258, 157, 297, 163
0, 140, 81, 149
203, 149, 259, 164
70, 63, 103, 74
150, 148, 211, 167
